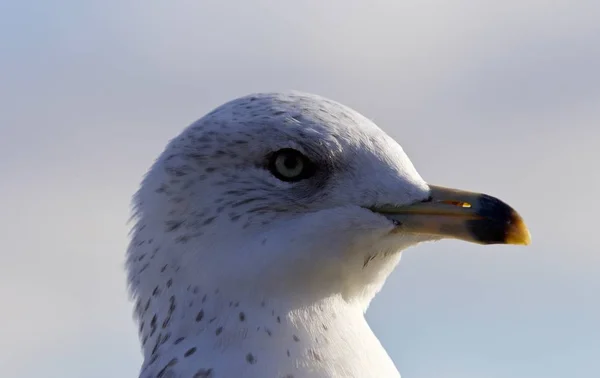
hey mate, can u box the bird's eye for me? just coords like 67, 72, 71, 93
268, 148, 316, 182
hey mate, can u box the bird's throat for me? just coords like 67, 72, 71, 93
137, 288, 400, 378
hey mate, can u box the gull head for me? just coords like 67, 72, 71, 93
127, 91, 530, 310
126, 92, 530, 377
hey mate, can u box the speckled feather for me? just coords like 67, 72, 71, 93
127, 92, 432, 378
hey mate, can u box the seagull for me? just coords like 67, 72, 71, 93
126, 91, 530, 378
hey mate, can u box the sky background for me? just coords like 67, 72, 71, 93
1, 1, 599, 377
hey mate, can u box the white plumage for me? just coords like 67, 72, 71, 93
126, 91, 529, 378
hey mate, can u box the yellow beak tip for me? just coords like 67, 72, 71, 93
505, 218, 531, 246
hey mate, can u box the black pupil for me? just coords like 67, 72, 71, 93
283, 155, 299, 169
269, 149, 314, 182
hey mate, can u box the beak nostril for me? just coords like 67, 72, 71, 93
440, 200, 472, 208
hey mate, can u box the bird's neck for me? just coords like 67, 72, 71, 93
137, 286, 400, 378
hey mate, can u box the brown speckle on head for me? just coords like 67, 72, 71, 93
174, 337, 185, 345
184, 347, 197, 357
165, 221, 183, 232
246, 353, 256, 364
193, 368, 214, 378
156, 357, 178, 378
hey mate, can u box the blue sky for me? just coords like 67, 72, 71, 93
1, 1, 599, 377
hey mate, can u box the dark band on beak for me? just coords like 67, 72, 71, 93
465, 193, 529, 245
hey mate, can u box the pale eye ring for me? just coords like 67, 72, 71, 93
268, 148, 316, 182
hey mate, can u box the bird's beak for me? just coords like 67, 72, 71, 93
371, 185, 531, 245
